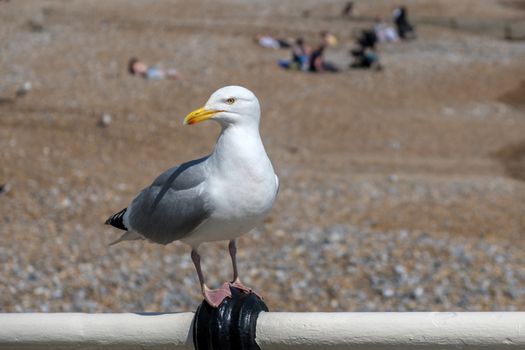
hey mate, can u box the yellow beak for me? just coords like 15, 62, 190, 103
183, 107, 220, 125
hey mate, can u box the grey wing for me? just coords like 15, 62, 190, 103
151, 156, 209, 191
125, 156, 212, 245
126, 185, 210, 245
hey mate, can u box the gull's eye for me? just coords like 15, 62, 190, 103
225, 98, 235, 105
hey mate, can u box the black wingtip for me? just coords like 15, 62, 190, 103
105, 208, 128, 231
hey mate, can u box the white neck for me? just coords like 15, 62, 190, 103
209, 124, 271, 178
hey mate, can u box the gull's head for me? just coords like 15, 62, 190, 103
184, 86, 260, 127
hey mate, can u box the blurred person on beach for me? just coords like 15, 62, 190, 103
350, 28, 382, 70
291, 37, 311, 71
355, 28, 378, 50
254, 34, 292, 49
374, 17, 399, 43
277, 37, 310, 71
278, 32, 338, 73
342, 2, 354, 17
309, 44, 339, 73
308, 31, 339, 73
128, 57, 181, 80
393, 5, 415, 40
321, 31, 338, 47
350, 47, 382, 70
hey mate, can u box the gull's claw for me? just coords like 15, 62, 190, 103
229, 278, 263, 300
203, 282, 232, 307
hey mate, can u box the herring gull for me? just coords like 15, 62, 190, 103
106, 86, 279, 307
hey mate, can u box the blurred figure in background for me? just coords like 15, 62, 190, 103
350, 28, 382, 70
0, 183, 11, 195
278, 37, 311, 71
309, 44, 339, 73
309, 31, 340, 73
374, 17, 399, 43
254, 34, 292, 49
355, 28, 378, 50
128, 57, 181, 80
393, 5, 415, 40
291, 38, 311, 71
350, 47, 382, 70
278, 31, 339, 73
15, 81, 32, 98
342, 2, 354, 17
321, 31, 338, 47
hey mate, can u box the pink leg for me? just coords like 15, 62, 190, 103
191, 249, 232, 307
228, 240, 263, 299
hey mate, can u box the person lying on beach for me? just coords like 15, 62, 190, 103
374, 18, 399, 43
290, 38, 311, 70
254, 35, 292, 49
128, 57, 181, 80
278, 37, 311, 71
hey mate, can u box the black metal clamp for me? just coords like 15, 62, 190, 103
193, 286, 268, 350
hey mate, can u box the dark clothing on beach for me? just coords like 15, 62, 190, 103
393, 7, 415, 39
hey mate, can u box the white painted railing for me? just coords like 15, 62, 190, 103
1, 312, 524, 349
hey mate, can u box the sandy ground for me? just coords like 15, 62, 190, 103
1, 0, 525, 312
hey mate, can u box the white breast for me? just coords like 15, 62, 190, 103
181, 125, 278, 247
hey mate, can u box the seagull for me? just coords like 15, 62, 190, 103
106, 86, 279, 307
